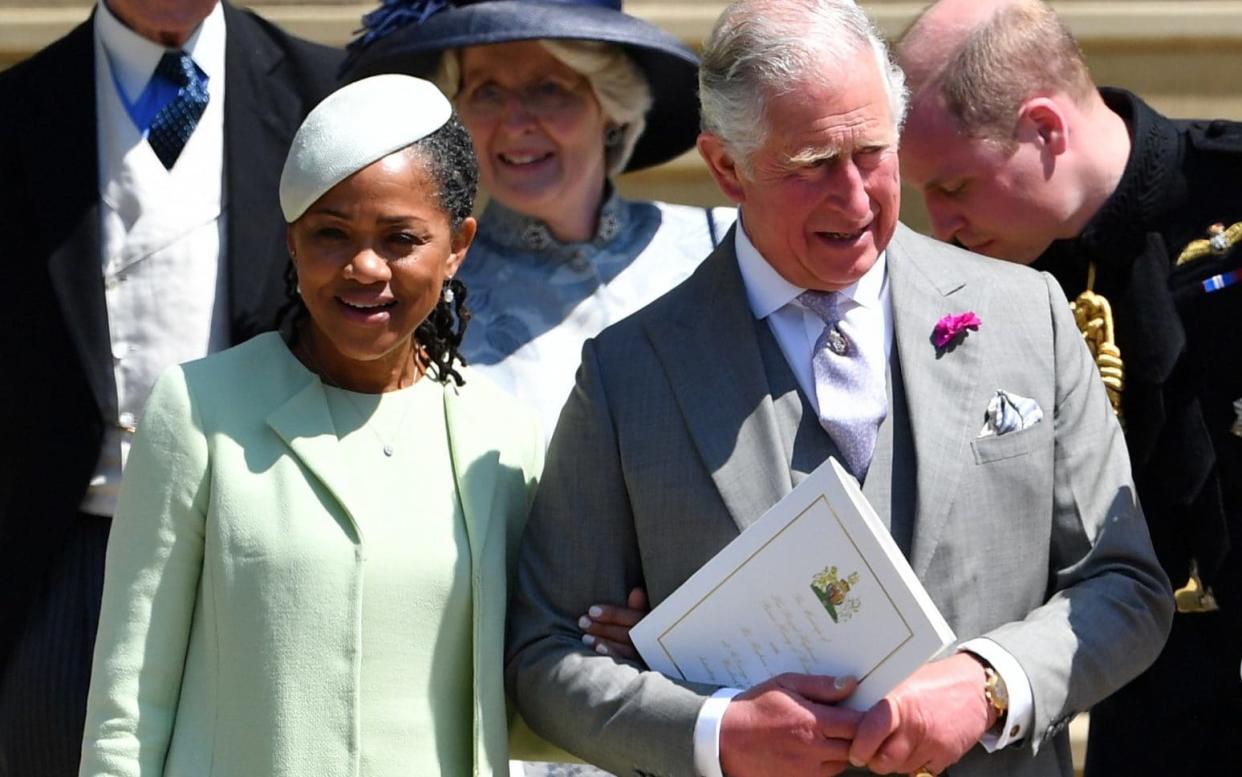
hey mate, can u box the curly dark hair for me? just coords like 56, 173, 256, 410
278, 115, 479, 386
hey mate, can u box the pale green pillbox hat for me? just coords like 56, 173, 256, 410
279, 73, 451, 222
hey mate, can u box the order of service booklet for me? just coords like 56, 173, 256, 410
630, 457, 956, 711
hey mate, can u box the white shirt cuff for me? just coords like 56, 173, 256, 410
959, 638, 1034, 751
692, 687, 741, 777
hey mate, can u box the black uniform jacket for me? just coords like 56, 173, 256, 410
1035, 87, 1242, 693
0, 2, 341, 668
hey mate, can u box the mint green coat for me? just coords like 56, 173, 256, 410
80, 333, 546, 777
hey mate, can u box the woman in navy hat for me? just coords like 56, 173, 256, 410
345, 0, 735, 439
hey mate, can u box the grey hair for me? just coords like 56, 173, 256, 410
700, 0, 908, 167
432, 40, 652, 175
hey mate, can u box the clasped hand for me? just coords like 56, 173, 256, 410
845, 653, 997, 775
719, 654, 995, 777
581, 593, 995, 776
720, 672, 862, 777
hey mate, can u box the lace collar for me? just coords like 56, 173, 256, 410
474, 186, 628, 261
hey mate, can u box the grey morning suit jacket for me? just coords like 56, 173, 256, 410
506, 224, 1173, 777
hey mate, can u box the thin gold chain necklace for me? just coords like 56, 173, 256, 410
337, 389, 414, 458
296, 336, 423, 458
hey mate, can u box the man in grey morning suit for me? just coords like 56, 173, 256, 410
505, 1, 1172, 776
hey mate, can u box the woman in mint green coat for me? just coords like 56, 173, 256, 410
79, 75, 547, 777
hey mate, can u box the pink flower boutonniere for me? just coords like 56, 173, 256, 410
932, 311, 982, 349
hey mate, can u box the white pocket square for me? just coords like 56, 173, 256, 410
978, 390, 1043, 438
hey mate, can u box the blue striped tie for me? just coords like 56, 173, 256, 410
147, 50, 208, 170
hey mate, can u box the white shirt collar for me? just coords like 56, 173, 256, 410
733, 209, 888, 320
96, 0, 226, 104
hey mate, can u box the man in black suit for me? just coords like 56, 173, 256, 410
0, 2, 339, 773
898, 1, 1242, 774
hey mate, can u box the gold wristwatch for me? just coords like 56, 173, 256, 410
982, 665, 1009, 723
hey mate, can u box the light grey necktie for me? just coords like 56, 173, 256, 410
798, 289, 887, 479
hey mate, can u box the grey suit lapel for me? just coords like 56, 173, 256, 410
887, 225, 988, 576
644, 231, 791, 532
752, 317, 844, 478
865, 354, 918, 556
861, 362, 895, 529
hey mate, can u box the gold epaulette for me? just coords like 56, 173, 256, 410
1174, 559, 1220, 613
1069, 262, 1124, 422
1176, 221, 1242, 266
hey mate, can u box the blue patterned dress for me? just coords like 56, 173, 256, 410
459, 191, 736, 438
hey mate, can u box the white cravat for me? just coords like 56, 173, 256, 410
82, 0, 229, 516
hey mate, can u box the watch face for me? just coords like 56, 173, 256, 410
985, 667, 1008, 712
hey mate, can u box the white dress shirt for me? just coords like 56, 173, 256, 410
82, 0, 229, 516
734, 211, 892, 406
691, 214, 1033, 777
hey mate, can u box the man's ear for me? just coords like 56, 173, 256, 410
697, 133, 748, 204
1017, 96, 1069, 157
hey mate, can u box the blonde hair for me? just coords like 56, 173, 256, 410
910, 0, 1095, 144
432, 40, 652, 175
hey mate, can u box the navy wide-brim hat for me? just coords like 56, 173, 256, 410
342, 0, 702, 172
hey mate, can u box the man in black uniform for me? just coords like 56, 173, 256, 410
897, 1, 1242, 774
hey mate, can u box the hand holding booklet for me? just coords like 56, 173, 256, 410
629, 457, 955, 710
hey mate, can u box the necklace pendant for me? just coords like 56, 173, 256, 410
827, 326, 850, 356
383, 444, 394, 457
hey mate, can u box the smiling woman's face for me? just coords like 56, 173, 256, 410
287, 149, 474, 376
456, 41, 609, 226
